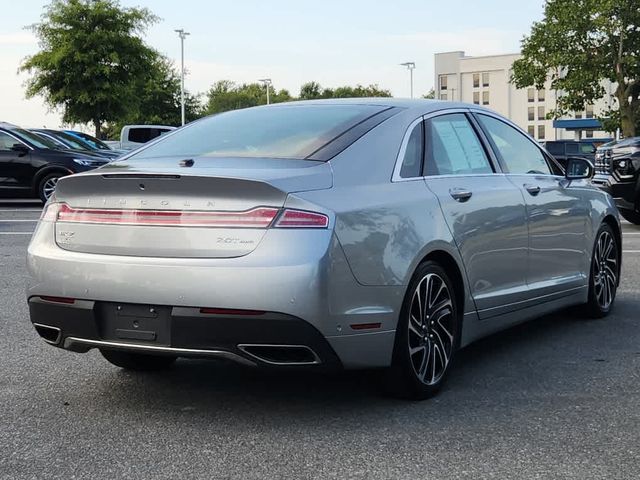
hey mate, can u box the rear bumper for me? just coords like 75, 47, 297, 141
27, 221, 402, 369
28, 297, 342, 369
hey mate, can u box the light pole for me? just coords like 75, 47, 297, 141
175, 28, 190, 126
400, 62, 416, 99
259, 78, 272, 104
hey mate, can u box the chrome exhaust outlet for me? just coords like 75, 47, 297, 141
237, 344, 321, 365
33, 323, 62, 345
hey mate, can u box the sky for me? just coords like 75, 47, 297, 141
0, 0, 545, 130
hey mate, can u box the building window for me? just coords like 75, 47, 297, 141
440, 75, 448, 91
585, 130, 594, 138
528, 107, 535, 121
528, 125, 535, 137
440, 93, 447, 101
538, 125, 545, 140
473, 91, 480, 104
575, 112, 583, 119
528, 88, 535, 102
538, 106, 545, 120
586, 105, 594, 119
473, 73, 479, 88
482, 72, 489, 87
538, 89, 545, 102
482, 91, 489, 105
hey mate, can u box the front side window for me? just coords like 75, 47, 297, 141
424, 114, 493, 176
399, 121, 424, 178
476, 114, 551, 175
0, 132, 22, 151
131, 105, 385, 160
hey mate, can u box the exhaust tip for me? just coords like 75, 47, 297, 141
33, 323, 62, 345
238, 344, 320, 365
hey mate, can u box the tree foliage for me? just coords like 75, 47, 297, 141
20, 0, 158, 136
204, 81, 293, 114
298, 81, 392, 100
511, 0, 640, 136
103, 56, 202, 138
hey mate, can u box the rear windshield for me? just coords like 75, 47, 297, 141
131, 104, 386, 160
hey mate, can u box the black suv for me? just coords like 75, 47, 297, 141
592, 137, 640, 224
541, 140, 597, 169
0, 122, 109, 202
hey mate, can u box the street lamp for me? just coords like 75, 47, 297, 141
400, 62, 416, 99
175, 28, 190, 126
259, 78, 272, 105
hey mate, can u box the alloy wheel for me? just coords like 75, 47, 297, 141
407, 273, 455, 385
593, 230, 618, 310
42, 177, 59, 200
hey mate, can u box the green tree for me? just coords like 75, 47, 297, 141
204, 81, 292, 114
511, 0, 640, 137
299, 81, 324, 100
422, 88, 435, 99
104, 55, 203, 137
20, 0, 158, 136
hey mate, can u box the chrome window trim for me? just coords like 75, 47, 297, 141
0, 130, 34, 151
391, 108, 494, 182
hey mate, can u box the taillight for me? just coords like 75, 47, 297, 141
274, 209, 329, 228
40, 202, 61, 222
54, 203, 279, 228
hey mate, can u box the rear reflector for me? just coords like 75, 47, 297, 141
39, 296, 76, 305
274, 209, 329, 228
54, 203, 279, 228
199, 307, 264, 316
350, 322, 382, 331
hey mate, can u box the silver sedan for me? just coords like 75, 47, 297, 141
27, 99, 621, 399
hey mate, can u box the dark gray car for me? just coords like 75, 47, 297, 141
26, 100, 621, 399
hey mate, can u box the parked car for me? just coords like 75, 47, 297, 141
64, 130, 129, 157
30, 129, 121, 160
541, 140, 597, 169
26, 100, 620, 399
0, 122, 109, 202
592, 136, 640, 224
104, 124, 176, 151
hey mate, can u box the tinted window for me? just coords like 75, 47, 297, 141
132, 105, 385, 160
128, 128, 154, 143
10, 128, 59, 149
72, 132, 111, 150
477, 114, 551, 175
544, 142, 564, 155
46, 131, 91, 151
0, 132, 22, 151
566, 143, 579, 154
580, 143, 596, 154
399, 121, 424, 178
424, 114, 492, 176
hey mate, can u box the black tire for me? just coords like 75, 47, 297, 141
583, 223, 619, 318
386, 261, 460, 400
619, 209, 640, 225
100, 349, 177, 371
37, 172, 64, 203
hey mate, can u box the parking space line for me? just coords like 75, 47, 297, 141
0, 232, 33, 235
0, 220, 38, 223
623, 250, 640, 253
0, 209, 42, 212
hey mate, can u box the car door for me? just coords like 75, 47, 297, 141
421, 112, 530, 317
0, 131, 33, 190
474, 113, 589, 298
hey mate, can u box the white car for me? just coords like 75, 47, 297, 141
104, 125, 176, 151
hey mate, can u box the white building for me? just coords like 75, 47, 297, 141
434, 51, 615, 142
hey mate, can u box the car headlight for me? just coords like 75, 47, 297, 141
73, 158, 104, 167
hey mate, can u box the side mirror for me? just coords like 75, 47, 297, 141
565, 157, 594, 180
10, 144, 29, 156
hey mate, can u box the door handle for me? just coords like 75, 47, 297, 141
524, 184, 541, 196
449, 188, 473, 202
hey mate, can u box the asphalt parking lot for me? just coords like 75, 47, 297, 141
1, 199, 640, 479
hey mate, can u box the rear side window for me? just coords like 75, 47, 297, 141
399, 122, 424, 178
128, 128, 160, 143
476, 114, 551, 175
131, 105, 386, 160
566, 143, 579, 154
424, 114, 493, 176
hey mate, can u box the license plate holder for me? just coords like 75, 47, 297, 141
96, 303, 171, 346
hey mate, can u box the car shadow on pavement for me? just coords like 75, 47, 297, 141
82, 297, 638, 421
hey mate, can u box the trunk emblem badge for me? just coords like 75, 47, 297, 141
179, 159, 194, 167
